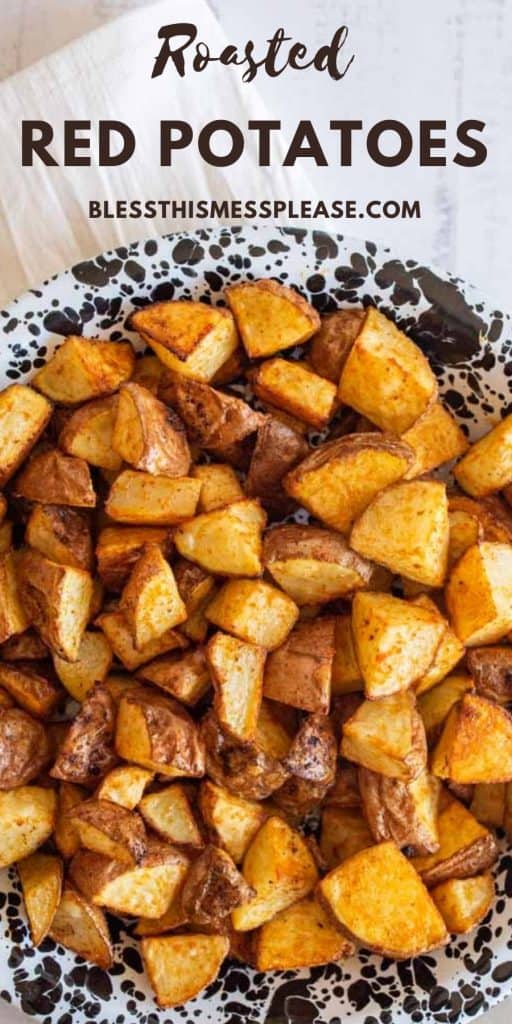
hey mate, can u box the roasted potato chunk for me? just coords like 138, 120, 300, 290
139, 783, 203, 848
263, 524, 383, 606
338, 307, 438, 433
431, 874, 494, 934
18, 549, 93, 661
96, 525, 172, 591
351, 479, 449, 587
33, 336, 134, 404
246, 415, 308, 518
208, 632, 265, 742
48, 884, 113, 969
13, 448, 96, 507
18, 852, 63, 946
251, 358, 337, 430
115, 690, 205, 777
231, 816, 319, 931
134, 892, 188, 936
95, 765, 152, 809
175, 499, 265, 577
318, 841, 448, 957
255, 895, 354, 970
284, 433, 412, 534
199, 781, 267, 863
411, 797, 498, 886
0, 552, 29, 644
206, 578, 298, 650
53, 630, 113, 702
470, 783, 505, 828
275, 714, 337, 817
113, 382, 191, 476
192, 463, 244, 512
310, 308, 365, 382
141, 933, 229, 1009
454, 412, 512, 496
410, 595, 464, 695
432, 693, 512, 783
466, 646, 512, 704
105, 469, 201, 525
401, 402, 468, 479
138, 647, 210, 706
319, 806, 373, 868
68, 799, 146, 865
0, 708, 50, 789
341, 690, 427, 780
359, 767, 440, 855
54, 782, 87, 860
0, 785, 56, 867
0, 630, 48, 662
181, 845, 254, 928
69, 838, 189, 918
0, 661, 62, 718
226, 279, 320, 358
352, 591, 444, 699
417, 673, 474, 745
26, 505, 93, 572
129, 300, 238, 382
120, 544, 186, 649
201, 709, 289, 801
446, 542, 512, 645
332, 615, 363, 695
58, 396, 122, 470
159, 373, 263, 455
95, 610, 186, 671
0, 385, 52, 486
263, 618, 335, 713
51, 685, 117, 787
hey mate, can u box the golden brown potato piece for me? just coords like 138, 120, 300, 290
175, 499, 265, 578
206, 578, 299, 650
0, 552, 29, 645
0, 523, 18, 556
319, 806, 373, 868
34, 336, 134, 404
263, 618, 335, 714
198, 781, 267, 863
341, 690, 427, 780
51, 685, 117, 787
13, 448, 96, 507
470, 783, 505, 828
174, 558, 215, 612
338, 307, 438, 433
263, 524, 383, 606
191, 463, 243, 513
0, 708, 50, 789
324, 763, 361, 808
54, 782, 87, 860
232, 816, 318, 931
200, 710, 289, 801
68, 799, 146, 865
18, 549, 93, 661
332, 615, 363, 695
131, 354, 164, 394
129, 300, 238, 382
138, 647, 210, 706
284, 433, 412, 534
226, 279, 320, 358
95, 765, 153, 809
352, 591, 444, 700
48, 883, 113, 968
466, 646, 512, 704
0, 661, 62, 718
210, 345, 248, 386
255, 895, 354, 970
454, 413, 512, 496
410, 595, 465, 695
139, 784, 203, 848
275, 714, 337, 817
445, 542, 512, 645
58, 396, 122, 470
359, 767, 440, 855
310, 308, 365, 382
251, 358, 337, 430
0, 385, 52, 487
0, 785, 56, 867
96, 525, 172, 592
351, 479, 449, 588
134, 892, 188, 936
411, 797, 498, 886
432, 693, 512, 783
26, 505, 93, 572
120, 544, 186, 649
95, 610, 187, 671
141, 933, 229, 1009
401, 402, 468, 479
431, 874, 494, 934
113, 382, 190, 477
208, 632, 265, 742
246, 416, 308, 517
417, 674, 474, 745
69, 838, 189, 918
18, 852, 63, 946
53, 631, 113, 702
159, 373, 263, 454
105, 469, 201, 525
318, 841, 448, 957
115, 689, 205, 777
181, 845, 254, 928
0, 630, 48, 662
448, 493, 512, 563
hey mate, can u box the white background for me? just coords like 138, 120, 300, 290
0, 2, 511, 1023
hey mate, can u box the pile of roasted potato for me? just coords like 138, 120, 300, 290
1, 280, 512, 1008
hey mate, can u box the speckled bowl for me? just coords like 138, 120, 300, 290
0, 225, 511, 1024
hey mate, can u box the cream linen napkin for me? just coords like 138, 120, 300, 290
0, 0, 316, 307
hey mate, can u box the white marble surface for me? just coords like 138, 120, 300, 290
0, 2, 511, 1023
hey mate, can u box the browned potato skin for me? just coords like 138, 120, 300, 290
200, 710, 289, 801
116, 690, 205, 777
137, 647, 210, 706
96, 526, 173, 592
68, 835, 188, 905
274, 714, 337, 817
12, 449, 96, 507
114, 382, 191, 477
310, 309, 365, 382
159, 373, 263, 455
68, 799, 147, 865
26, 505, 93, 572
180, 845, 254, 929
17, 549, 93, 662
263, 618, 335, 714
418, 832, 498, 889
358, 768, 440, 856
246, 416, 308, 518
0, 661, 63, 719
263, 523, 385, 597
466, 647, 512, 704
0, 631, 48, 661
51, 685, 117, 788
0, 708, 50, 788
